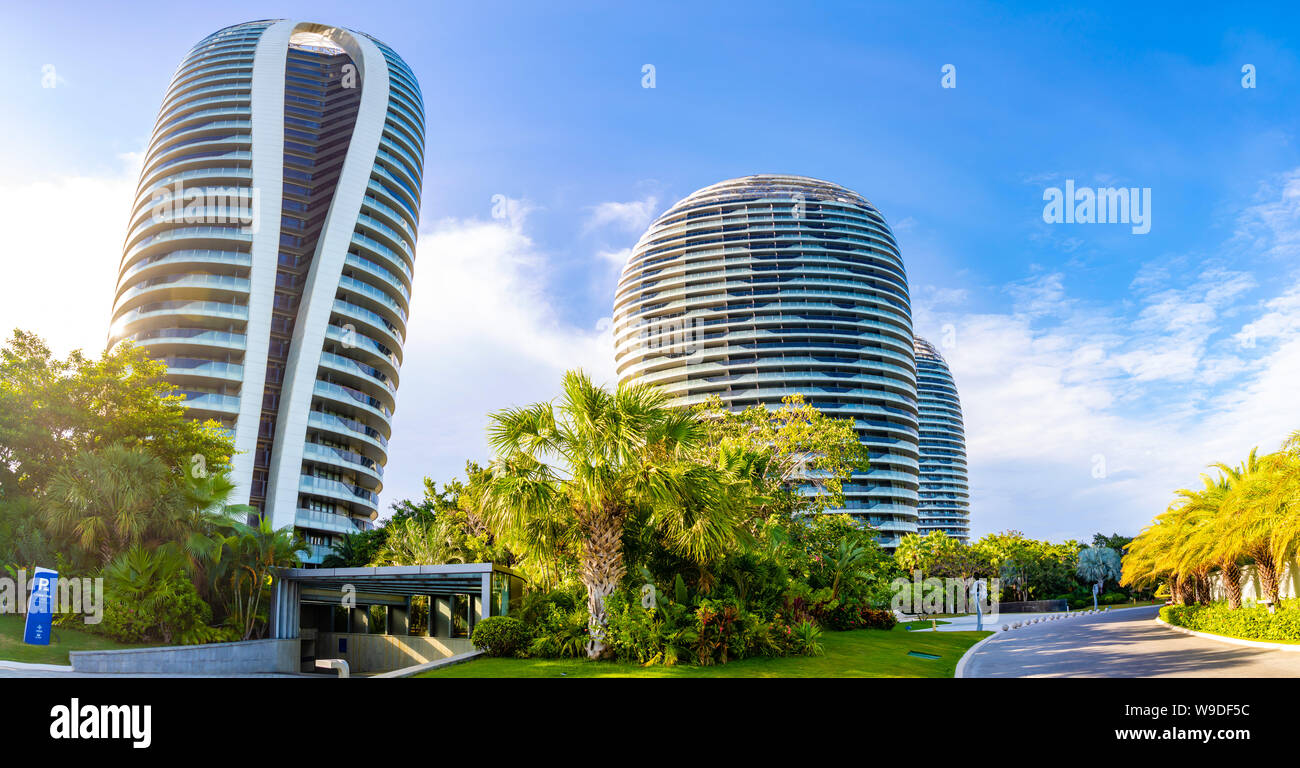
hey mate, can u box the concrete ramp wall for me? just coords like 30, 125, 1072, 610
69, 638, 300, 675
317, 633, 475, 673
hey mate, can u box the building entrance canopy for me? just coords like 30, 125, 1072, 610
269, 563, 523, 639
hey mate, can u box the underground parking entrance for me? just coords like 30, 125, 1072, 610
269, 563, 525, 675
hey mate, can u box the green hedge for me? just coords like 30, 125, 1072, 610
1161, 600, 1300, 642
471, 616, 533, 657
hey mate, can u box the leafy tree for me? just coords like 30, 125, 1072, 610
1092, 532, 1132, 553
974, 531, 1079, 602
0, 330, 232, 495
692, 393, 869, 517
894, 530, 964, 575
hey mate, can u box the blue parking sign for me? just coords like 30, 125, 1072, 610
24, 567, 57, 646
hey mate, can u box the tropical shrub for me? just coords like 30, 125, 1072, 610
792, 619, 824, 656
1161, 600, 1300, 642
520, 587, 581, 626
98, 545, 222, 644
818, 601, 898, 631
471, 616, 532, 657
528, 605, 590, 658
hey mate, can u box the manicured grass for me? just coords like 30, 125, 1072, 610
900, 619, 951, 630
417, 626, 991, 678
0, 614, 149, 665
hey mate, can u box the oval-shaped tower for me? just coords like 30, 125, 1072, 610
108, 20, 424, 563
613, 175, 919, 546
913, 337, 970, 541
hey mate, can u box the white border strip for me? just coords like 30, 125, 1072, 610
371, 650, 483, 678
1156, 617, 1300, 652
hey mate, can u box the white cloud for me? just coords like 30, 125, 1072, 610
584, 196, 659, 234
380, 211, 617, 512
916, 173, 1300, 543
0, 154, 140, 356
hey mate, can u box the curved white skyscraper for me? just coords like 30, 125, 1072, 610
109, 20, 424, 562
613, 175, 919, 546
913, 337, 970, 541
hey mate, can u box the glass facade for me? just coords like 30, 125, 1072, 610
913, 337, 970, 540
613, 175, 920, 547
109, 20, 424, 559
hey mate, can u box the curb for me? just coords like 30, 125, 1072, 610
0, 660, 76, 673
953, 632, 1000, 678
371, 650, 484, 678
1155, 617, 1300, 653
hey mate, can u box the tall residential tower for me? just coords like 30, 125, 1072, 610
109, 20, 424, 563
613, 175, 920, 547
912, 337, 970, 541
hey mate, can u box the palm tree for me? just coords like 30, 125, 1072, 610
480, 370, 739, 659
1263, 432, 1300, 577
43, 443, 178, 565
216, 516, 307, 640
1178, 473, 1244, 609
1216, 450, 1285, 607
1077, 546, 1122, 609
371, 516, 471, 566
1126, 496, 1206, 605
828, 539, 871, 600
322, 532, 369, 568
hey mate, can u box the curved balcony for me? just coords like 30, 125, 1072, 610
301, 441, 383, 484
114, 299, 248, 329
344, 252, 410, 303
324, 325, 399, 377
299, 474, 378, 511
165, 359, 243, 382
350, 231, 412, 282
119, 249, 251, 284
294, 507, 376, 535
122, 328, 246, 353
313, 380, 392, 434
318, 350, 397, 400
176, 391, 241, 415
116, 272, 250, 311
307, 410, 389, 454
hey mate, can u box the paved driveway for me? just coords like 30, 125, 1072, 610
961, 605, 1300, 678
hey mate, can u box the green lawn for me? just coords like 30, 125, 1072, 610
418, 626, 991, 678
900, 619, 951, 630
0, 614, 149, 665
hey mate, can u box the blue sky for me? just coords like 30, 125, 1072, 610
3, 1, 1300, 542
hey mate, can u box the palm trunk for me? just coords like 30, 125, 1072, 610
1195, 573, 1211, 605
1249, 545, 1281, 605
579, 512, 626, 660
1169, 574, 1182, 605
1220, 559, 1242, 610
1177, 575, 1196, 606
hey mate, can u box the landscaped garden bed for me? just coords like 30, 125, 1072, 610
417, 625, 990, 678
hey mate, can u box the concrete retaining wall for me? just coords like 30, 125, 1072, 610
317, 633, 474, 674
69, 638, 300, 675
